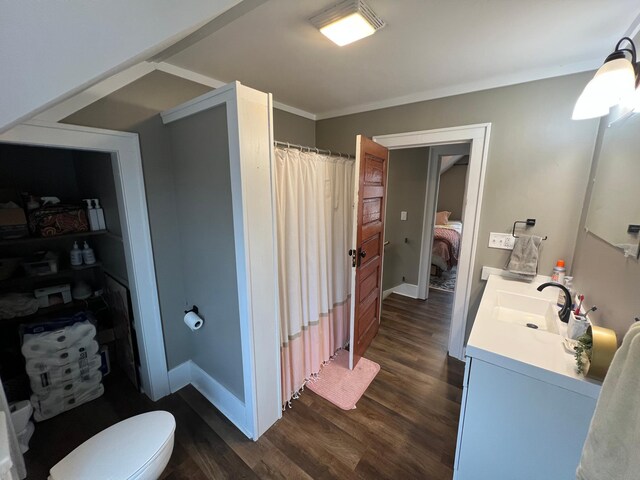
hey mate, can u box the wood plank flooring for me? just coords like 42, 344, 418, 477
24, 290, 464, 479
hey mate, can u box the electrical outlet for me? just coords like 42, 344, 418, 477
488, 232, 515, 250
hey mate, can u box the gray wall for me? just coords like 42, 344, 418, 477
317, 72, 600, 336
63, 70, 313, 372
63, 71, 212, 370
572, 119, 640, 342
438, 163, 467, 221
382, 147, 429, 290
273, 109, 315, 146
167, 104, 244, 400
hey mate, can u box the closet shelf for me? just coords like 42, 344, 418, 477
0, 262, 103, 289
0, 230, 109, 247
0, 295, 105, 326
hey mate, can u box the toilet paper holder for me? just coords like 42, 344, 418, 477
184, 305, 199, 315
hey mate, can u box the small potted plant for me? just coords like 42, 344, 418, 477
574, 332, 592, 375
574, 325, 617, 380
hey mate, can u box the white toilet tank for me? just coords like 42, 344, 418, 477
49, 410, 176, 480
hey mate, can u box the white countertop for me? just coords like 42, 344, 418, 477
467, 274, 602, 399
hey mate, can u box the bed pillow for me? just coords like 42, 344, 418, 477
436, 211, 451, 225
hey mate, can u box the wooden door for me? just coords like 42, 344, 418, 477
349, 135, 389, 369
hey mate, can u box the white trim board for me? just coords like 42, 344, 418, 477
168, 360, 250, 438
0, 120, 170, 400
383, 283, 420, 299
161, 81, 281, 441
374, 124, 491, 361
33, 63, 156, 122
34, 60, 317, 123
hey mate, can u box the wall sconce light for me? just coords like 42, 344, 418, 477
573, 37, 639, 120
310, 0, 385, 47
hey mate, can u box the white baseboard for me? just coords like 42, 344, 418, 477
382, 287, 394, 300
385, 283, 419, 299
168, 361, 191, 393
167, 360, 251, 438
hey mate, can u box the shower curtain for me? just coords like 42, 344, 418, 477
275, 147, 355, 406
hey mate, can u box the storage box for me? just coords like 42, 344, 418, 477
28, 205, 88, 237
34, 284, 72, 308
0, 203, 28, 239
22, 252, 59, 276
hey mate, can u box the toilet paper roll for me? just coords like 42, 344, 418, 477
184, 311, 203, 331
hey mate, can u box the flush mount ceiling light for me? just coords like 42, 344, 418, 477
573, 37, 639, 120
310, 0, 385, 47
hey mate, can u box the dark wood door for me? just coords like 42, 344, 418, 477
349, 135, 388, 368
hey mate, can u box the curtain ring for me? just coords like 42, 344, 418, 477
286, 142, 290, 149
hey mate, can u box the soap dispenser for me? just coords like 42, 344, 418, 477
70, 241, 83, 266
83, 199, 99, 231
93, 198, 106, 230
82, 241, 96, 265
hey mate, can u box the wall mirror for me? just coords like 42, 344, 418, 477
586, 112, 640, 258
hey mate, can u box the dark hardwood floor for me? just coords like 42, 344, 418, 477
24, 289, 464, 479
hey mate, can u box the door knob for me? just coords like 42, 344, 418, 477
359, 250, 367, 258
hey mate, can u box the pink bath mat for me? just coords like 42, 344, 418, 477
306, 352, 380, 410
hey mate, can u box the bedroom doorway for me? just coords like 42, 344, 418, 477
380, 143, 469, 298
429, 144, 470, 294
374, 125, 490, 360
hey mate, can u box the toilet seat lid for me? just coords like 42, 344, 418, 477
50, 411, 175, 480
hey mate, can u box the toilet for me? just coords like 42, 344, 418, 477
48, 411, 175, 480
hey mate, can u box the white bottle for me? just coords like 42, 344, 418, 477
83, 199, 100, 231
93, 198, 106, 230
82, 241, 96, 265
70, 241, 83, 266
559, 276, 574, 308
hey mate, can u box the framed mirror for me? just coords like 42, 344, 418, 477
586, 112, 640, 258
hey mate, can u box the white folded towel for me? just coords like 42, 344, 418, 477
576, 322, 640, 480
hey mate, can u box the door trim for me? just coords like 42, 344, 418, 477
0, 119, 170, 400
374, 123, 491, 360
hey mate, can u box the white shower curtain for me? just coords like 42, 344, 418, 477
275, 147, 355, 405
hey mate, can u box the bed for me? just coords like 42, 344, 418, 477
431, 220, 462, 274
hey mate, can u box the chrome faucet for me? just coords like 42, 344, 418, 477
537, 282, 572, 323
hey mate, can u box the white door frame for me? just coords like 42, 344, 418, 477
374, 124, 491, 360
0, 120, 171, 400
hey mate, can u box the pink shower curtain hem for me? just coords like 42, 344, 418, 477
281, 298, 350, 406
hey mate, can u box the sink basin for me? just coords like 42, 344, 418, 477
492, 290, 560, 334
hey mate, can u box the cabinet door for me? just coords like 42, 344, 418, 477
455, 359, 596, 480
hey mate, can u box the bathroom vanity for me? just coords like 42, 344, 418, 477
453, 274, 601, 480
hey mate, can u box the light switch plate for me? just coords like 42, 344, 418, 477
400, 211, 407, 221
488, 232, 515, 250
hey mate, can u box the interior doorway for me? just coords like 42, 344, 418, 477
428, 144, 470, 294
374, 124, 491, 360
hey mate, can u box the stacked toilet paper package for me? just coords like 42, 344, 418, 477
21, 314, 104, 422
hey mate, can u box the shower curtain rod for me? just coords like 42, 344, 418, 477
274, 140, 354, 159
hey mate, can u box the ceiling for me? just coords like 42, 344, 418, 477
163, 0, 640, 119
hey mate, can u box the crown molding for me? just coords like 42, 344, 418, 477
314, 58, 601, 120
